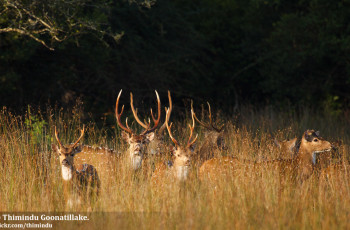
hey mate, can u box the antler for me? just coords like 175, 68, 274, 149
54, 126, 64, 148
158, 90, 172, 135
191, 101, 224, 132
115, 90, 134, 134
187, 109, 198, 148
165, 107, 179, 147
55, 125, 85, 148
141, 90, 161, 135
72, 125, 85, 147
117, 89, 161, 136
130, 92, 150, 129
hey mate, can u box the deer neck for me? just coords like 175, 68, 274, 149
296, 142, 316, 167
204, 132, 218, 146
173, 160, 190, 182
148, 138, 162, 155
61, 163, 76, 182
61, 164, 78, 207
293, 143, 315, 181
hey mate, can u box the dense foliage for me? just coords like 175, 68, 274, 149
1, 0, 349, 116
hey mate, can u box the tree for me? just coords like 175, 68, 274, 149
0, 0, 123, 50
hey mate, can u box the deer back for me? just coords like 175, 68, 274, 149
73, 145, 118, 183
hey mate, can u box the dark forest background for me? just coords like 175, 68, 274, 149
1, 0, 350, 121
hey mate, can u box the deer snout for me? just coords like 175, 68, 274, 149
133, 149, 143, 156
326, 142, 333, 151
62, 159, 70, 166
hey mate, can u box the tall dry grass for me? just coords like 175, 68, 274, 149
0, 104, 349, 229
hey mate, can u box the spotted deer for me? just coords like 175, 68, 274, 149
151, 108, 198, 185
115, 89, 160, 171
64, 128, 118, 188
73, 145, 118, 188
274, 137, 341, 170
274, 137, 298, 159
191, 102, 226, 165
51, 126, 100, 209
74, 91, 163, 183
199, 130, 333, 183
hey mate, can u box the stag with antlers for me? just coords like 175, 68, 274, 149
115, 89, 161, 171
191, 101, 226, 165
151, 108, 198, 185
52, 126, 100, 210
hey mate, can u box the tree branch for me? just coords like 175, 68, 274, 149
0, 28, 54, 50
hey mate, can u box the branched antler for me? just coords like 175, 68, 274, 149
191, 101, 224, 132
187, 109, 198, 148
157, 90, 172, 136
54, 125, 85, 147
115, 90, 134, 134
116, 90, 161, 136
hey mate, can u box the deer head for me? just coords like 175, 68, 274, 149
115, 90, 161, 170
191, 101, 226, 164
165, 107, 198, 181
192, 101, 226, 151
300, 130, 333, 164
274, 137, 298, 159
52, 126, 85, 181
292, 130, 333, 182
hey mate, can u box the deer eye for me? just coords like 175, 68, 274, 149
313, 139, 318, 142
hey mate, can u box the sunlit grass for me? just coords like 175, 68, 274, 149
0, 105, 349, 229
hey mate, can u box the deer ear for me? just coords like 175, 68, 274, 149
288, 138, 297, 150
169, 145, 176, 156
145, 132, 155, 142
304, 131, 312, 142
189, 143, 196, 153
274, 139, 281, 148
121, 131, 131, 142
52, 144, 59, 153
315, 130, 320, 137
73, 144, 83, 155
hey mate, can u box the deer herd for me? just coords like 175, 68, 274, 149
52, 90, 346, 209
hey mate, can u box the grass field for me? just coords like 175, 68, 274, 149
0, 105, 349, 229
